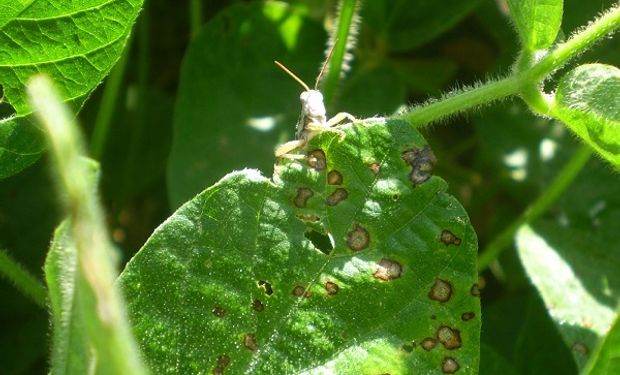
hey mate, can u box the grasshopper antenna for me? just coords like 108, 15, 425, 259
314, 37, 339, 89
274, 60, 310, 91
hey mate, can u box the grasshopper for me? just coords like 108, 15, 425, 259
274, 53, 354, 159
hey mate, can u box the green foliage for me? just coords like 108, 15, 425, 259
555, 64, 620, 167
1, 0, 620, 374
507, 0, 563, 52
121, 119, 480, 374
585, 314, 620, 374
0, 0, 143, 178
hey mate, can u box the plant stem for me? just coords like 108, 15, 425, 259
400, 76, 523, 127
400, 3, 620, 128
189, 0, 202, 36
322, 0, 359, 107
90, 37, 131, 160
0, 249, 47, 308
27, 75, 148, 375
477, 144, 593, 272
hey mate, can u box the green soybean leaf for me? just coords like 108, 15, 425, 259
45, 222, 91, 375
506, 0, 563, 52
585, 314, 620, 375
168, 1, 325, 208
361, 0, 482, 52
516, 156, 620, 370
0, 0, 143, 179
554, 64, 620, 168
120, 118, 480, 374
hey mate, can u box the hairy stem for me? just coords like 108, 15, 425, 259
322, 0, 359, 107
478, 144, 593, 271
27, 75, 148, 375
0, 248, 47, 308
400, 3, 620, 127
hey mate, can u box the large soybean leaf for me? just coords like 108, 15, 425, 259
554, 64, 620, 167
360, 0, 482, 52
0, 0, 143, 178
506, 0, 563, 52
120, 118, 480, 374
168, 1, 325, 208
516, 156, 620, 370
584, 314, 620, 375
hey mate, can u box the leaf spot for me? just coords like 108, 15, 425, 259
211, 305, 226, 318
401, 145, 436, 186
347, 224, 370, 251
441, 357, 460, 374
440, 230, 461, 246
429, 278, 453, 303
258, 280, 273, 296
243, 333, 258, 351
373, 257, 402, 281
294, 187, 314, 208
307, 149, 327, 170
461, 312, 475, 321
401, 343, 415, 353
437, 325, 462, 350
252, 299, 264, 312
326, 188, 349, 206
470, 283, 480, 297
572, 342, 588, 355
327, 170, 343, 185
325, 281, 339, 295
292, 285, 311, 298
421, 337, 437, 351
392, 193, 400, 201
213, 355, 231, 375
368, 162, 381, 175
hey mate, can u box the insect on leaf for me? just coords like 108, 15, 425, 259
120, 118, 480, 374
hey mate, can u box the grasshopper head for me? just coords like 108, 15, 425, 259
300, 90, 326, 120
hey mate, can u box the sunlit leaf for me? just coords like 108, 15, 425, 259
121, 118, 481, 374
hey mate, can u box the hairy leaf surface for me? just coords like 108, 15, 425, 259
555, 64, 620, 167
121, 118, 480, 374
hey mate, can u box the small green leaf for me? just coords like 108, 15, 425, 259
0, 0, 143, 178
585, 314, 620, 375
168, 1, 326, 208
506, 0, 563, 52
45, 222, 91, 375
121, 118, 480, 374
554, 64, 620, 167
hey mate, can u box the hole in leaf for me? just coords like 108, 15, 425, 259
211, 305, 226, 318
257, 280, 273, 296
304, 229, 334, 254
0, 85, 17, 120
